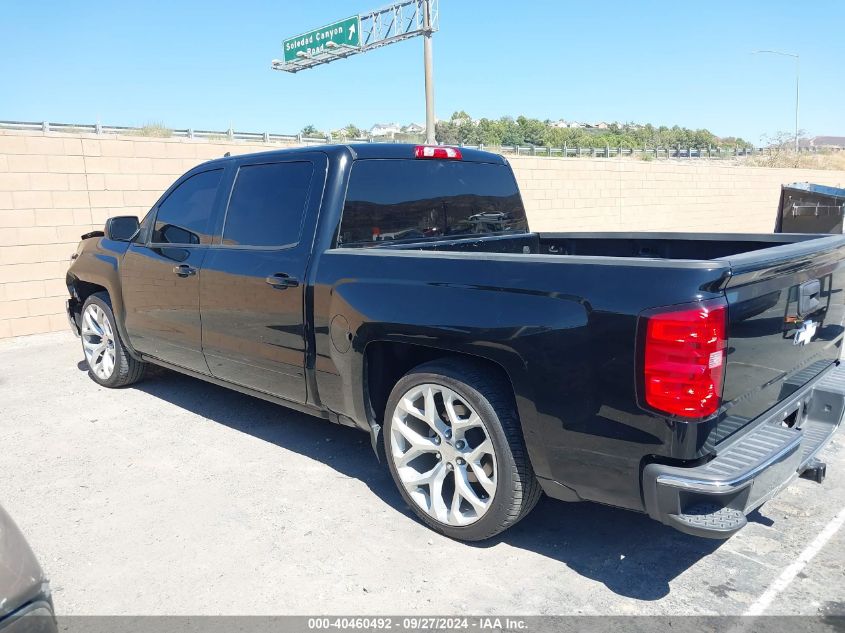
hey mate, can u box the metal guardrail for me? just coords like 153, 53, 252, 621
468, 144, 775, 159
0, 119, 819, 159
0, 120, 327, 145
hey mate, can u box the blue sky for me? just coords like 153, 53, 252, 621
2, 1, 843, 143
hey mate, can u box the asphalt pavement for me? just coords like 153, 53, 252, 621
0, 332, 843, 616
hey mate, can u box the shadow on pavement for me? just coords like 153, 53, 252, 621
130, 365, 723, 601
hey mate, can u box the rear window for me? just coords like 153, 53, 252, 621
338, 159, 527, 247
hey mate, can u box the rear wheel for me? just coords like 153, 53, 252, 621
383, 358, 541, 541
80, 292, 146, 388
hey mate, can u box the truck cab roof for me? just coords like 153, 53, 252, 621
200, 142, 509, 169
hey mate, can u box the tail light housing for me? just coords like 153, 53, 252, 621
639, 299, 728, 419
414, 145, 462, 160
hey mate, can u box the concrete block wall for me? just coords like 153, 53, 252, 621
1, 128, 844, 339
0, 131, 293, 338
509, 158, 845, 233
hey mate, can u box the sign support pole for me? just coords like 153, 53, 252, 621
422, 0, 436, 144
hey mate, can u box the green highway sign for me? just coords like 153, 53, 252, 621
283, 16, 361, 63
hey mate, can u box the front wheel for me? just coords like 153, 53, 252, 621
80, 292, 146, 388
383, 358, 541, 541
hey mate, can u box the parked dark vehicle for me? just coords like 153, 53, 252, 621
0, 504, 57, 633
775, 182, 845, 234
66, 144, 845, 541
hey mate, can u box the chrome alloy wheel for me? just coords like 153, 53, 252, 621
389, 384, 497, 526
81, 303, 116, 380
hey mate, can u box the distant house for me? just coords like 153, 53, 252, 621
592, 121, 609, 130
806, 136, 845, 150
402, 122, 425, 134
552, 120, 584, 129
369, 123, 401, 137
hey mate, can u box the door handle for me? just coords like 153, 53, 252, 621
265, 273, 299, 289
173, 264, 197, 277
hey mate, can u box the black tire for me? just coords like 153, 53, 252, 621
80, 292, 146, 388
383, 358, 542, 541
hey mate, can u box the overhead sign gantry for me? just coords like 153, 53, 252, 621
272, 0, 440, 144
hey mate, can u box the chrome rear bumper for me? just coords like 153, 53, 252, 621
643, 362, 845, 538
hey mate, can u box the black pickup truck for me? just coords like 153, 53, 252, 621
66, 143, 845, 541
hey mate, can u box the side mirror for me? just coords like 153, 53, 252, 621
105, 216, 140, 242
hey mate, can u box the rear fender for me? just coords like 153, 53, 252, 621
358, 330, 545, 474
322, 276, 588, 482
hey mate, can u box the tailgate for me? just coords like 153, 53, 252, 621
718, 235, 845, 442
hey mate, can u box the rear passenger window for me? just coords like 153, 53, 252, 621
152, 169, 222, 245
222, 161, 314, 247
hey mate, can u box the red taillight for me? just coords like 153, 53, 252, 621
414, 145, 462, 160
641, 299, 728, 419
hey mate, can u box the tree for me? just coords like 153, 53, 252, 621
435, 120, 460, 145
516, 116, 546, 146
450, 110, 472, 125
342, 124, 363, 138
421, 111, 747, 150
300, 124, 320, 137
476, 118, 503, 145
497, 117, 522, 146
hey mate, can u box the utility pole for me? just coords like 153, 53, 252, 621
794, 55, 800, 152
422, 0, 436, 144
754, 50, 800, 151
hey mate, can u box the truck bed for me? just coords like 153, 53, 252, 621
376, 230, 825, 261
